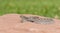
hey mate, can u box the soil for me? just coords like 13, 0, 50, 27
0, 14, 60, 33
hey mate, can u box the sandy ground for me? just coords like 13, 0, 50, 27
0, 14, 60, 33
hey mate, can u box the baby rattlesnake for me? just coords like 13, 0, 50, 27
20, 15, 54, 24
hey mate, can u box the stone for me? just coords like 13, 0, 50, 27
0, 14, 60, 33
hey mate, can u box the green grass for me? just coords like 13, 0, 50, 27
0, 0, 60, 18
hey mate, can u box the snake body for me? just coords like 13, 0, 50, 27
20, 15, 54, 24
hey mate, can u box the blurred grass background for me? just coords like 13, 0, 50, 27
0, 0, 60, 18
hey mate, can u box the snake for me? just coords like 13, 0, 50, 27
20, 15, 54, 24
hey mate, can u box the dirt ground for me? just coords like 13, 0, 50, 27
0, 14, 60, 33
